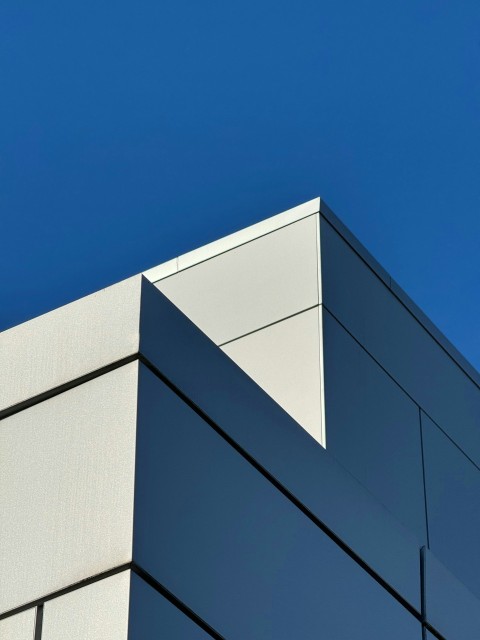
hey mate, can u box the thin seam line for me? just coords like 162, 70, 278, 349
34, 604, 43, 640
419, 413, 431, 548
131, 563, 226, 640
137, 354, 421, 621
424, 622, 447, 640
218, 304, 320, 347
420, 547, 427, 623
153, 212, 320, 284
320, 214, 480, 392
323, 305, 480, 473
0, 354, 138, 423
0, 563, 132, 621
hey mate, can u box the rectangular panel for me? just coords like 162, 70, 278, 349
176, 198, 320, 270
0, 363, 138, 614
0, 275, 142, 414
139, 279, 422, 610
129, 573, 211, 639
320, 219, 480, 468
155, 215, 320, 344
134, 364, 422, 640
424, 549, 480, 640
222, 307, 323, 444
323, 309, 427, 543
422, 412, 480, 599
42, 571, 130, 640
0, 608, 36, 640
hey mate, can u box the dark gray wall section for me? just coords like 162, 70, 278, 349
134, 364, 421, 640
422, 412, 480, 600
139, 277, 421, 610
323, 309, 427, 544
424, 549, 480, 640
320, 219, 480, 469
128, 573, 211, 639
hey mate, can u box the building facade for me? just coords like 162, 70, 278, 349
1, 198, 479, 639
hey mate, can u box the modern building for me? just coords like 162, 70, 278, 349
1, 198, 479, 639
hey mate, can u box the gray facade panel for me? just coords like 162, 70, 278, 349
422, 412, 480, 599
129, 573, 211, 639
323, 309, 427, 543
139, 279, 422, 609
424, 549, 480, 640
0, 363, 137, 615
41, 571, 131, 640
133, 364, 421, 640
320, 219, 480, 467
155, 215, 319, 344
0, 608, 36, 640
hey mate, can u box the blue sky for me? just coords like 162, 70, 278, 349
1, 1, 479, 369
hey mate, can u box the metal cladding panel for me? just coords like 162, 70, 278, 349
424, 549, 480, 640
42, 571, 131, 640
176, 198, 320, 270
0, 275, 142, 415
133, 364, 422, 640
320, 219, 480, 468
129, 573, 211, 639
323, 309, 427, 544
139, 279, 421, 610
0, 363, 138, 615
155, 215, 320, 344
222, 307, 323, 444
422, 412, 480, 599
0, 608, 36, 640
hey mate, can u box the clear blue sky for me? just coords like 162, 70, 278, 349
1, 1, 479, 369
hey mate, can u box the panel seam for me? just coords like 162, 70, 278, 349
0, 354, 139, 422
137, 353, 422, 621
320, 214, 480, 393
33, 604, 43, 640
218, 304, 320, 348
419, 412, 431, 548
0, 563, 132, 621
131, 563, 226, 640
323, 305, 480, 473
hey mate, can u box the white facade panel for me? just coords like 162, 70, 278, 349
175, 198, 320, 270
0, 276, 142, 414
0, 608, 36, 640
0, 363, 138, 614
42, 571, 131, 640
222, 307, 324, 444
156, 215, 320, 345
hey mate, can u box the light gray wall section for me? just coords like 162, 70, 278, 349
422, 412, 480, 600
322, 309, 427, 544
41, 571, 131, 640
424, 549, 480, 640
134, 364, 422, 640
0, 275, 142, 414
0, 608, 36, 640
155, 214, 320, 345
0, 363, 138, 615
139, 279, 422, 610
320, 217, 480, 468
222, 307, 324, 443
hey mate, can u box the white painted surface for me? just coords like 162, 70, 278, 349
0, 608, 36, 640
0, 276, 142, 414
156, 216, 320, 344
0, 363, 138, 615
176, 198, 320, 271
222, 307, 324, 444
42, 571, 131, 640
143, 258, 178, 282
